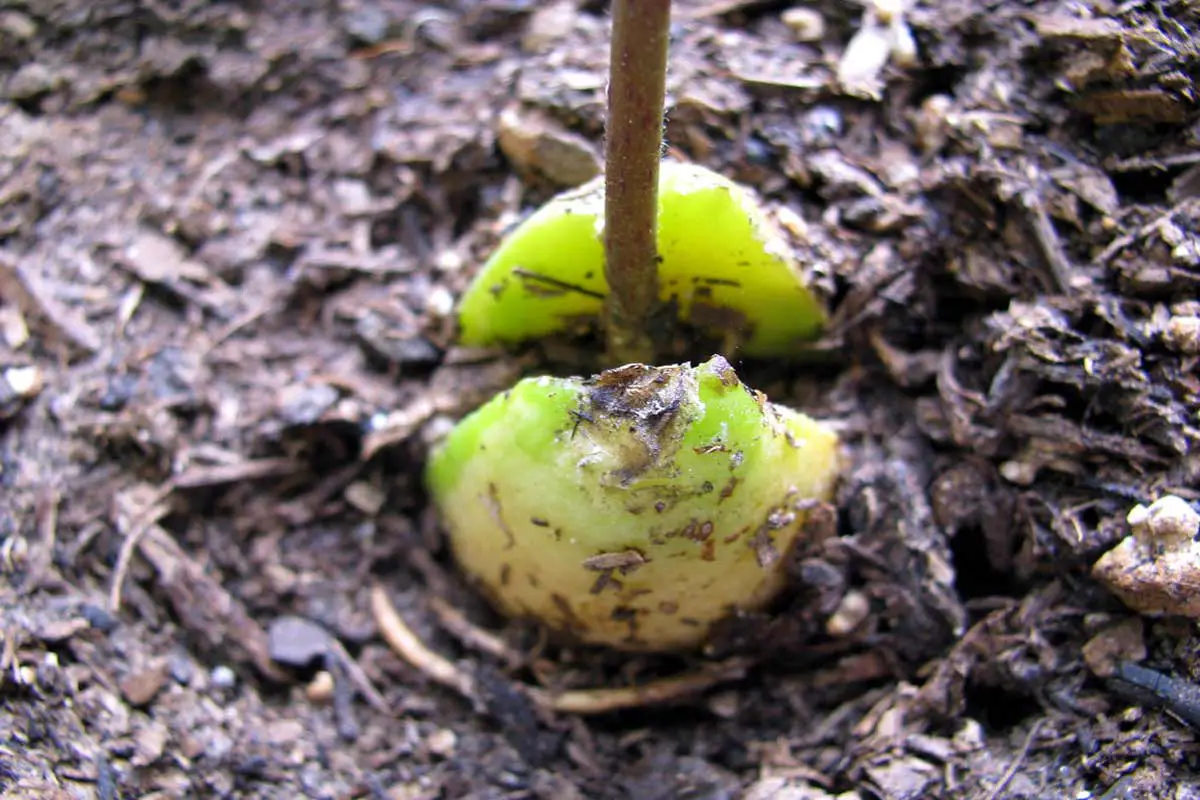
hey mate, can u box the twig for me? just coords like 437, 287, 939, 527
16, 486, 60, 596
603, 0, 670, 363
531, 657, 752, 715
977, 719, 1044, 800
170, 457, 299, 489
427, 595, 524, 669
0, 256, 102, 354
0, 627, 18, 686
1020, 190, 1074, 293
325, 651, 361, 741
1091, 202, 1197, 266
110, 461, 298, 610
370, 584, 477, 700
135, 521, 288, 680
198, 302, 277, 363
108, 487, 173, 613
361, 396, 437, 460
1112, 662, 1200, 729
372, 585, 750, 716
96, 753, 118, 800
327, 638, 391, 714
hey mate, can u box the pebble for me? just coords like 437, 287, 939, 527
80, 603, 119, 633
210, 664, 238, 690
826, 589, 871, 636
0, 10, 37, 39
168, 651, 195, 685
1163, 316, 1200, 354
305, 670, 336, 703
342, 6, 390, 45
1092, 495, 1200, 618
5, 62, 54, 100
267, 615, 332, 668
782, 7, 825, 42
120, 662, 169, 706
3, 365, 43, 400
277, 383, 339, 426
497, 105, 601, 187
1126, 495, 1200, 544
426, 728, 458, 758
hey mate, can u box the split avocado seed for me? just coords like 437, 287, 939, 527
426, 356, 841, 652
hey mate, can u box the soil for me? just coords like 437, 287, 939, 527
2, 1, 1199, 798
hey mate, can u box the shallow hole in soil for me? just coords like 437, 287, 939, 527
908, 64, 968, 104
137, 62, 226, 114
948, 524, 1019, 600
1109, 162, 1190, 205
964, 682, 1043, 731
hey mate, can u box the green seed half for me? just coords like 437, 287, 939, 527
426, 356, 840, 651
457, 162, 827, 358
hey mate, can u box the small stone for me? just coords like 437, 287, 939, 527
888, 15, 918, 67
1173, 237, 1200, 266
345, 481, 385, 516
706, 690, 740, 719
1082, 617, 1146, 678
264, 719, 307, 746
6, 63, 55, 101
305, 670, 336, 703
343, 6, 391, 45
426, 728, 457, 758
825, 589, 870, 636
80, 604, 119, 633
278, 383, 339, 426
210, 665, 238, 689
434, 250, 463, 273
267, 615, 332, 668
838, 18, 891, 99
131, 721, 169, 767
497, 106, 601, 187
999, 459, 1038, 486
32, 618, 90, 643
801, 106, 844, 148
1126, 495, 1200, 545
782, 8, 825, 42
0, 10, 38, 39
3, 365, 43, 398
179, 733, 206, 760
356, 315, 442, 365
1093, 496, 1200, 618
1162, 316, 1200, 354
120, 662, 169, 706
915, 94, 954, 153
426, 285, 455, 316
0, 306, 29, 348
168, 652, 195, 685
523, 0, 575, 52
332, 179, 373, 216
953, 718, 985, 752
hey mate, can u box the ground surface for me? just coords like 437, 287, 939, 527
2, 1, 1199, 798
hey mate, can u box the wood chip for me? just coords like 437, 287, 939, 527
0, 256, 101, 355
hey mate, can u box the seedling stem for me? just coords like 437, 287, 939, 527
604, 0, 670, 363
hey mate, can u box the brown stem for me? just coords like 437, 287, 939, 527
604, 0, 670, 364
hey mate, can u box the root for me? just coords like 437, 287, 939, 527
370, 584, 750, 715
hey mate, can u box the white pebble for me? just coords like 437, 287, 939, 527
782, 7, 824, 42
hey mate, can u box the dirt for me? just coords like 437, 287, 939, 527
2, 0, 1199, 798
